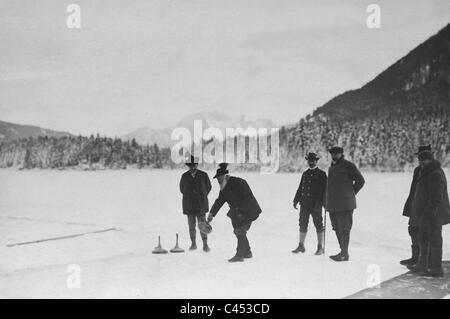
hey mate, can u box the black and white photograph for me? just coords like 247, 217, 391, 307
1, 0, 450, 304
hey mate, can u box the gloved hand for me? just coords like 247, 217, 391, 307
207, 213, 214, 223
293, 201, 299, 210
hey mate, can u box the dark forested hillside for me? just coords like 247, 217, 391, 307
0, 135, 173, 170
279, 24, 450, 172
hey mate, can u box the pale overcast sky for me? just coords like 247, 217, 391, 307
0, 0, 449, 136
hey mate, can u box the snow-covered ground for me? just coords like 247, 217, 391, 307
0, 169, 449, 298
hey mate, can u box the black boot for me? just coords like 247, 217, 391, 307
425, 246, 444, 277
292, 243, 305, 253
242, 235, 252, 258
315, 231, 325, 255
330, 232, 349, 262
242, 236, 252, 258
229, 235, 245, 262
189, 242, 197, 250
422, 268, 444, 278
330, 231, 343, 258
292, 232, 307, 253
400, 245, 419, 266
314, 245, 324, 256
407, 243, 429, 273
228, 254, 244, 262
341, 232, 350, 256
330, 253, 349, 262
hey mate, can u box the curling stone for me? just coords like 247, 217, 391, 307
152, 236, 168, 254
170, 233, 185, 253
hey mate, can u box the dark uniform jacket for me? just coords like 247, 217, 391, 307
409, 160, 450, 227
179, 169, 212, 215
210, 176, 262, 223
325, 157, 365, 212
293, 167, 327, 210
403, 166, 421, 218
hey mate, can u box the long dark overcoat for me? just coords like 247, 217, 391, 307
179, 169, 212, 215
403, 166, 421, 218
325, 157, 365, 212
410, 160, 450, 227
210, 176, 262, 222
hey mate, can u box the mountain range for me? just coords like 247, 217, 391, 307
1, 23, 449, 171
122, 110, 276, 147
0, 121, 71, 142
0, 111, 275, 148
312, 23, 450, 119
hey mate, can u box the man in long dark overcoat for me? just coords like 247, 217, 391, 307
325, 147, 365, 262
401, 145, 431, 266
407, 151, 450, 277
179, 156, 212, 251
207, 163, 262, 262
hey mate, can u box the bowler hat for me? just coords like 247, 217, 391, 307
213, 163, 229, 179
305, 152, 320, 161
418, 150, 434, 161
328, 146, 344, 154
415, 144, 431, 155
185, 155, 198, 167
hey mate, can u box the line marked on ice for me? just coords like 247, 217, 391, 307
6, 228, 118, 247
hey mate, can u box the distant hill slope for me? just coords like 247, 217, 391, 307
280, 24, 450, 172
313, 23, 450, 119
0, 121, 72, 142
123, 126, 174, 148
123, 110, 275, 147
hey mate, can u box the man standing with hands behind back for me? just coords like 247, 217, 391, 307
326, 147, 365, 262
179, 155, 212, 252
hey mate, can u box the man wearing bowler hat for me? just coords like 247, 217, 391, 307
179, 155, 212, 252
326, 146, 365, 262
207, 163, 262, 262
292, 153, 327, 255
400, 145, 431, 266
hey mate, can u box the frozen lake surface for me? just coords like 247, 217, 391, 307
1, 169, 449, 298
